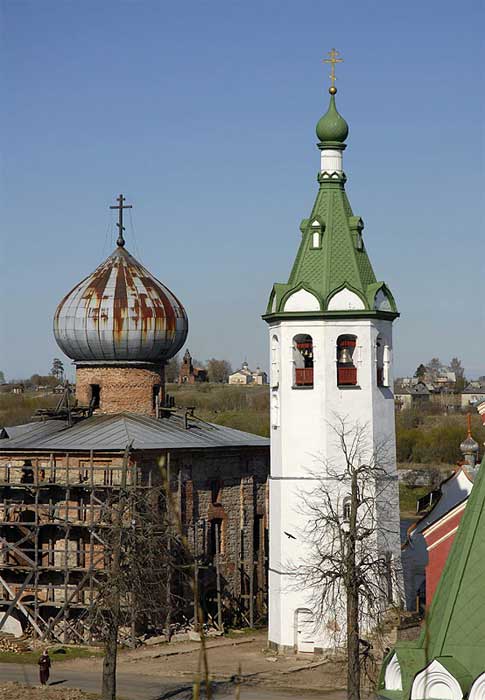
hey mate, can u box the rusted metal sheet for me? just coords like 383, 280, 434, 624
53, 247, 188, 362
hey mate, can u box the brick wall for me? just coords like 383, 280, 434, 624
137, 448, 270, 621
76, 364, 163, 415
0, 446, 270, 626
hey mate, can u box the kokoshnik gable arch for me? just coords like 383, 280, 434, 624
263, 55, 402, 653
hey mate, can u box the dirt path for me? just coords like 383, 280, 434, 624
54, 630, 346, 691
0, 631, 349, 698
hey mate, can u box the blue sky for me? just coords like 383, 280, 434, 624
1, 0, 483, 381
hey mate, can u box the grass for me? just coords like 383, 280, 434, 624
2, 385, 475, 467
399, 484, 431, 517
167, 383, 270, 437
0, 646, 102, 664
0, 393, 59, 428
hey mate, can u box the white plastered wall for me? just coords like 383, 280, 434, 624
283, 289, 320, 312
268, 317, 402, 651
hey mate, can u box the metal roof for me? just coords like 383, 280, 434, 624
53, 245, 188, 363
0, 413, 269, 452
0, 421, 67, 443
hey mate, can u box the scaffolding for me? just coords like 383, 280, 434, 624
0, 445, 268, 643
0, 449, 142, 643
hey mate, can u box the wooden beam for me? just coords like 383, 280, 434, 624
0, 571, 33, 633
39, 569, 93, 641
0, 574, 43, 636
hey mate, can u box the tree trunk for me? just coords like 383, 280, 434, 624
102, 614, 118, 700
347, 471, 361, 700
347, 581, 360, 700
101, 443, 130, 700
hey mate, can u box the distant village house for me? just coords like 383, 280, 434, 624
228, 362, 268, 385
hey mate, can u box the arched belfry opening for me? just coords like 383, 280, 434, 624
336, 335, 357, 386
293, 334, 314, 388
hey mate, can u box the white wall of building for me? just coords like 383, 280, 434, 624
268, 316, 401, 650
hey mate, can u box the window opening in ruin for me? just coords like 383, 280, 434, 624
209, 518, 223, 556
336, 335, 357, 386
90, 384, 100, 410
253, 514, 264, 553
293, 334, 314, 388
20, 460, 34, 484
152, 384, 161, 411
210, 480, 222, 505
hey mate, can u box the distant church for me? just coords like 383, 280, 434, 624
178, 349, 208, 384
229, 362, 268, 385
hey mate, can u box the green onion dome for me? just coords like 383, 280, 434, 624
316, 90, 349, 144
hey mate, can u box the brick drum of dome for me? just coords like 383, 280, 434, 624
76, 365, 163, 416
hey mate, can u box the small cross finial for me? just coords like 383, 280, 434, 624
109, 194, 133, 247
323, 48, 343, 94
467, 412, 472, 437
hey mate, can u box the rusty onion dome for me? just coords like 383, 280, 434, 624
53, 246, 188, 363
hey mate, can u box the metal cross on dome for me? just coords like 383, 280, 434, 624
323, 48, 343, 91
110, 193, 133, 248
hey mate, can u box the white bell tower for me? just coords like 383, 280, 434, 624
263, 76, 402, 652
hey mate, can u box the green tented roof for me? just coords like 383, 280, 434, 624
264, 94, 397, 321
379, 452, 485, 698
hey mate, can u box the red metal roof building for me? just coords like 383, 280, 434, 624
422, 499, 467, 606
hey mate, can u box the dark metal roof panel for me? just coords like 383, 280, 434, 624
0, 421, 67, 447
0, 413, 269, 452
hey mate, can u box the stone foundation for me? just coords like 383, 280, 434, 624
75, 363, 164, 415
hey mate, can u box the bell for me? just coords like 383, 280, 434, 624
338, 347, 353, 365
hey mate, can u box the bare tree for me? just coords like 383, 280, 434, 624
87, 447, 190, 700
207, 359, 232, 384
165, 354, 181, 383
294, 417, 402, 700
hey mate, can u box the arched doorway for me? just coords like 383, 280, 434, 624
294, 607, 315, 653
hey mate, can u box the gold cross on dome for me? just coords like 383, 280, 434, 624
323, 48, 343, 89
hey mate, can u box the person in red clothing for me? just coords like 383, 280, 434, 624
38, 649, 51, 685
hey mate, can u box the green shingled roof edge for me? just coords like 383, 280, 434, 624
263, 147, 398, 320
378, 452, 485, 698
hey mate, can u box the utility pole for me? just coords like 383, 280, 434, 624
193, 521, 199, 630
165, 454, 172, 640
101, 442, 132, 700
215, 521, 223, 631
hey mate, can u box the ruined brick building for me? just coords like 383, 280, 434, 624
0, 196, 269, 642
178, 349, 208, 384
